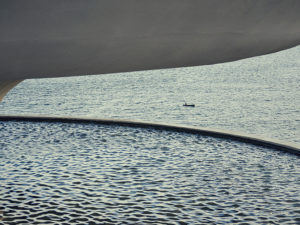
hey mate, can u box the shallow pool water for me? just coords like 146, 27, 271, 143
0, 121, 299, 224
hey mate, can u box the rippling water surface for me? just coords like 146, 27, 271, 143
0, 46, 300, 143
1, 121, 299, 224
0, 46, 299, 224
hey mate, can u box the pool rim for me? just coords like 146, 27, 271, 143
0, 114, 299, 156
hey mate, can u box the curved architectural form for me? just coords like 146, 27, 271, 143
0, 114, 299, 155
1, 0, 300, 100
0, 80, 23, 102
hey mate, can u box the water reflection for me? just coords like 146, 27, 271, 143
0, 121, 299, 224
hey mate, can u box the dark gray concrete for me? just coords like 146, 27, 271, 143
0, 80, 23, 102
0, 114, 299, 156
1, 0, 300, 81
1, 1, 300, 101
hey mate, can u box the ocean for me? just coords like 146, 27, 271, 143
0, 46, 299, 224
1, 46, 299, 144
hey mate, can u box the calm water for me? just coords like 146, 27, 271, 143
0, 46, 299, 224
0, 46, 300, 143
0, 121, 299, 224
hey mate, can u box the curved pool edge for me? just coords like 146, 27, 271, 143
0, 114, 299, 156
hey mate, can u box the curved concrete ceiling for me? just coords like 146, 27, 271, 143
0, 80, 23, 102
1, 0, 300, 100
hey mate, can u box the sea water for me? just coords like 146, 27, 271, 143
0, 46, 299, 144
0, 46, 299, 224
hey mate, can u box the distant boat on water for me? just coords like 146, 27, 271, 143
183, 102, 195, 107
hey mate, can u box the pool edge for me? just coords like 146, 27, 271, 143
0, 114, 299, 156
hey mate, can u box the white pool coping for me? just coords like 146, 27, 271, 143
0, 114, 299, 156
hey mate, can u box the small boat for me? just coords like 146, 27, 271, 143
183, 103, 195, 107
